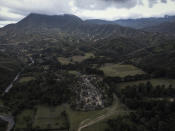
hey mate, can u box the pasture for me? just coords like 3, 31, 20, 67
99, 63, 145, 77
58, 53, 95, 65
32, 106, 68, 130
19, 76, 35, 83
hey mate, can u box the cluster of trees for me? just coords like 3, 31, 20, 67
119, 82, 175, 109
142, 66, 175, 79
106, 82, 175, 131
0, 53, 22, 93
2, 71, 75, 115
121, 82, 175, 98
106, 106, 175, 131
104, 74, 150, 84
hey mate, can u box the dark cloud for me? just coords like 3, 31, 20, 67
148, 0, 158, 7
74, 0, 139, 10
148, 0, 169, 7
161, 0, 167, 3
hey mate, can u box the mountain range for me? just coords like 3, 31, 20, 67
0, 13, 175, 131
0, 13, 173, 45
0, 13, 175, 78
86, 15, 175, 32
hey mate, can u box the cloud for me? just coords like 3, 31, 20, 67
73, 0, 139, 10
0, 0, 175, 27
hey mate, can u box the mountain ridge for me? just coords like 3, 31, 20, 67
0, 13, 152, 44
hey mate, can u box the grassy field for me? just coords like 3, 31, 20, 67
19, 76, 35, 83
99, 63, 145, 77
68, 70, 80, 76
117, 78, 175, 89
32, 106, 68, 130
57, 57, 72, 65
83, 121, 109, 131
58, 53, 95, 65
67, 95, 128, 131
72, 53, 95, 63
15, 94, 127, 131
14, 94, 128, 131
15, 109, 35, 129
66, 105, 108, 131
77, 96, 129, 131
26, 104, 109, 131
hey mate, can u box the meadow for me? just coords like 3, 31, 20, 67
99, 63, 145, 77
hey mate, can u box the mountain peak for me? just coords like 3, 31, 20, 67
18, 13, 83, 27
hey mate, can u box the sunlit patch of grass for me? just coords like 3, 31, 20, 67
19, 77, 35, 83
57, 57, 72, 65
99, 63, 145, 77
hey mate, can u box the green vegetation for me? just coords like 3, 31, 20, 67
72, 53, 95, 63
83, 121, 109, 131
0, 119, 8, 131
68, 70, 80, 76
106, 82, 175, 131
117, 78, 175, 89
33, 106, 68, 130
0, 52, 22, 93
1, 13, 175, 131
15, 109, 34, 129
12, 96, 126, 131
100, 64, 145, 77
19, 76, 35, 83
68, 95, 127, 131
58, 53, 95, 65
58, 57, 72, 65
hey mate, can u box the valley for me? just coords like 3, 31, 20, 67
0, 13, 175, 131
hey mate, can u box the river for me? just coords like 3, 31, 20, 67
3, 72, 21, 94
0, 115, 14, 131
1, 56, 35, 131
3, 56, 34, 95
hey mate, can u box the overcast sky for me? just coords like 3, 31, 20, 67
0, 0, 175, 27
